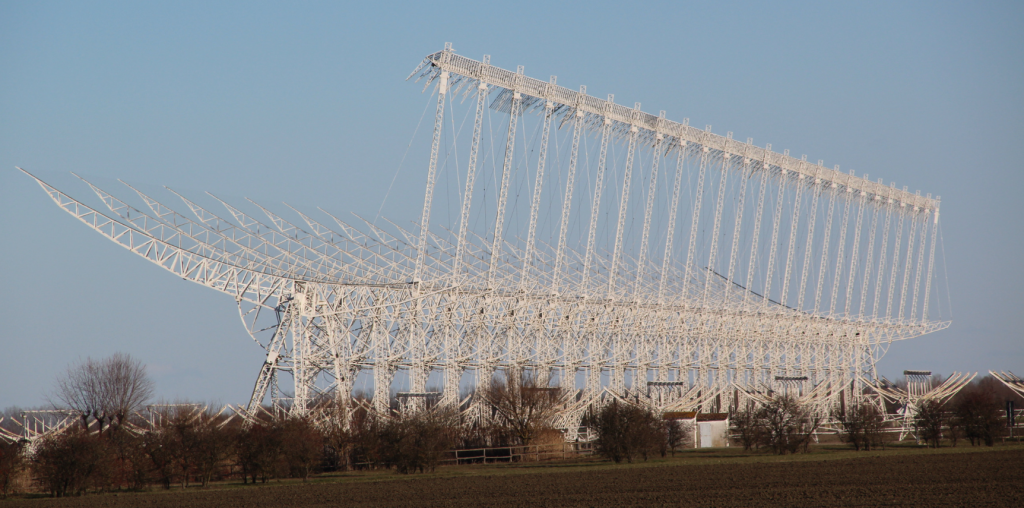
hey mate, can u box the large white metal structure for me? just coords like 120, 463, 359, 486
19, 44, 950, 433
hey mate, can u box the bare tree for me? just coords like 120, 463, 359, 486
665, 419, 688, 456
914, 400, 946, 448
732, 406, 765, 451
54, 353, 154, 431
54, 359, 103, 430
759, 395, 821, 454
955, 378, 1004, 446
838, 401, 886, 451
482, 374, 563, 446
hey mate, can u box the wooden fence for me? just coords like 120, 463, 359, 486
441, 441, 596, 465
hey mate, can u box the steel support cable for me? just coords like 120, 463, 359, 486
858, 195, 884, 319
635, 125, 665, 300
683, 129, 712, 304
829, 186, 854, 316
520, 97, 554, 290
762, 169, 789, 307
658, 143, 688, 303
897, 209, 920, 321
843, 190, 869, 317
779, 169, 806, 307
815, 180, 839, 315
795, 166, 824, 311
884, 200, 907, 321
487, 68, 524, 288
608, 106, 641, 298
724, 147, 753, 302
703, 152, 731, 307
582, 99, 614, 296
909, 207, 930, 321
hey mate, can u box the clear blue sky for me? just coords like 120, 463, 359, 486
1, 1, 1021, 408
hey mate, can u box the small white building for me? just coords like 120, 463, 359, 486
664, 412, 730, 448
695, 413, 730, 448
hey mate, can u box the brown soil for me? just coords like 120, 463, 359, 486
9, 447, 1023, 507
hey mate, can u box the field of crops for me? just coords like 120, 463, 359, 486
8, 446, 1022, 507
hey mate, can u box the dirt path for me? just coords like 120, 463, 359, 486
9, 448, 1024, 507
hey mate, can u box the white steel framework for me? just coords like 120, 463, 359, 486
18, 44, 950, 434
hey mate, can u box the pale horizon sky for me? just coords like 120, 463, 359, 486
1, 1, 1021, 408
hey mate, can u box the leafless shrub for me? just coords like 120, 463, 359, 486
104, 424, 150, 490
594, 401, 666, 463
144, 406, 233, 488
838, 402, 887, 451
33, 429, 104, 497
279, 416, 324, 481
379, 409, 459, 474
235, 419, 284, 484
0, 440, 25, 498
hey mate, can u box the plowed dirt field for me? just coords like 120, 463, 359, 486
9, 447, 1023, 507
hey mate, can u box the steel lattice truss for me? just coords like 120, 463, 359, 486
20, 44, 950, 433
866, 371, 974, 440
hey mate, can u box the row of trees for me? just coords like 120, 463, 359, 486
1, 359, 579, 497
4, 354, 1020, 497
913, 377, 1016, 447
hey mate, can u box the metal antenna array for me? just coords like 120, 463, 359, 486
866, 371, 975, 441
18, 44, 951, 436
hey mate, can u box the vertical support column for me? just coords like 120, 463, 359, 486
372, 307, 392, 414
441, 301, 462, 409
582, 94, 615, 294
552, 87, 586, 292
292, 292, 309, 416
520, 79, 556, 289
444, 362, 462, 408
414, 63, 450, 282
487, 66, 525, 287
453, 57, 490, 278
608, 103, 641, 297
